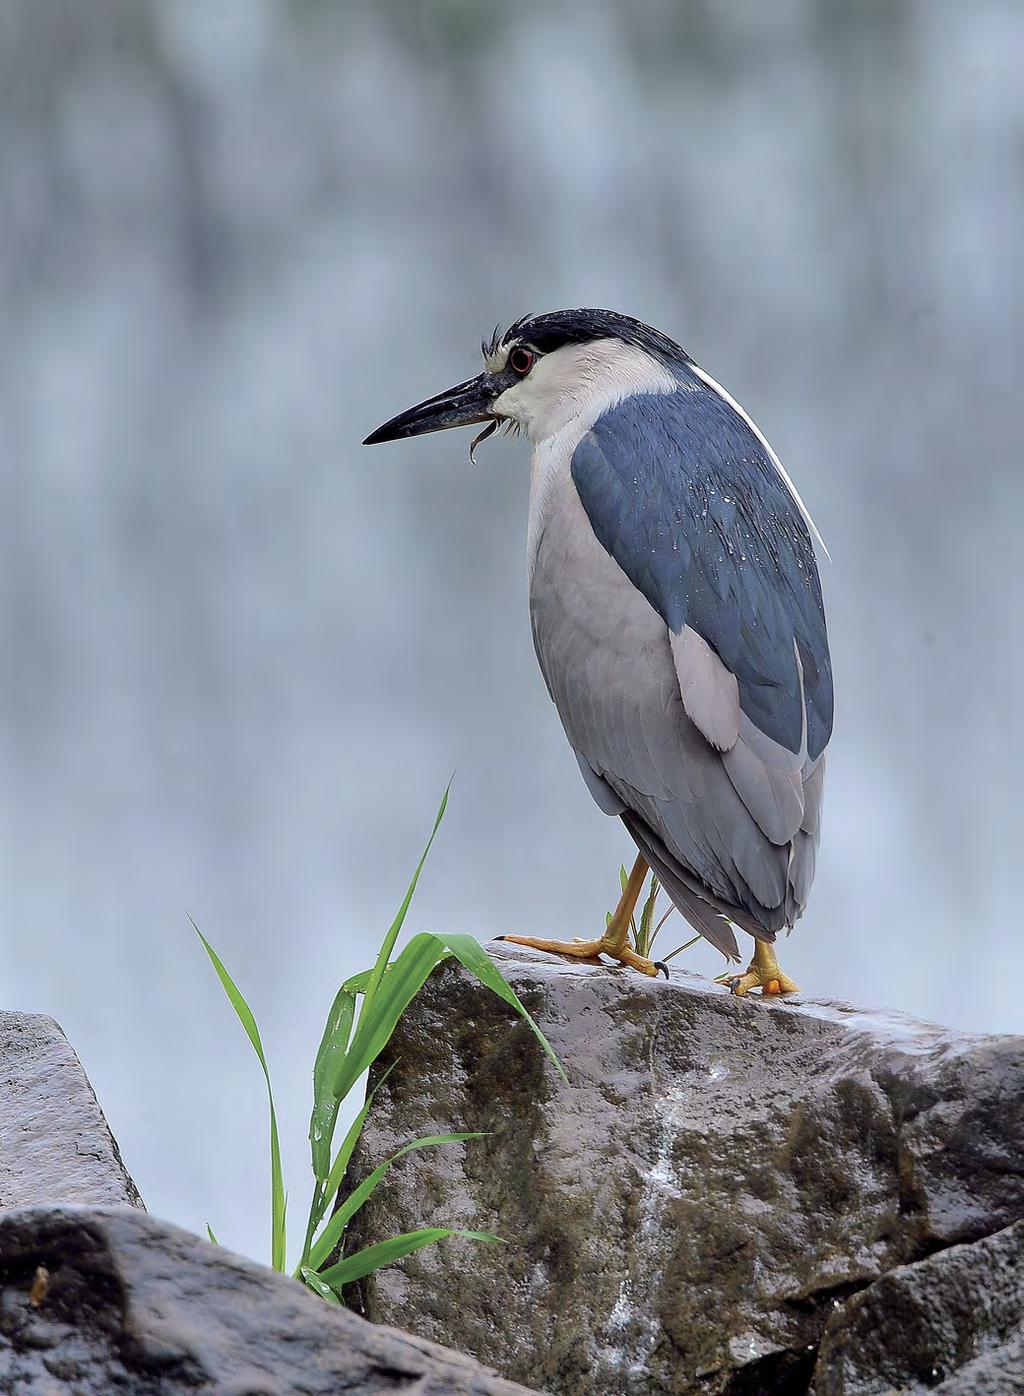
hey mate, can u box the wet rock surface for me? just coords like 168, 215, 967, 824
345, 944, 1024, 1396
0, 1012, 142, 1211
813, 1219, 1023, 1395
0, 1205, 545, 1394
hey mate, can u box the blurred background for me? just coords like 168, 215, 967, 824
2, 0, 1021, 1264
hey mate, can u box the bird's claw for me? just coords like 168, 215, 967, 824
714, 960, 800, 997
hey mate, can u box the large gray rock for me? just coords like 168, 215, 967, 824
0, 1205, 544, 1393
813, 1220, 1023, 1396
346, 945, 1024, 1396
0, 1012, 142, 1210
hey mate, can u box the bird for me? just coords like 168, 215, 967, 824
364, 309, 832, 996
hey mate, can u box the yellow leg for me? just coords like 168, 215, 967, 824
715, 938, 800, 997
500, 854, 666, 978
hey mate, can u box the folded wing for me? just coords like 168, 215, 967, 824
531, 373, 832, 951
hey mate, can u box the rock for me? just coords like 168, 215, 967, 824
344, 944, 1024, 1396
0, 1204, 545, 1394
813, 1220, 1024, 1396
0, 1012, 142, 1210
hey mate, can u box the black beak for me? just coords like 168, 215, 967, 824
363, 373, 495, 445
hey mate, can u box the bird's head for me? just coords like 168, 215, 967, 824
363, 309, 692, 455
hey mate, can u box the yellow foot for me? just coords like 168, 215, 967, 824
500, 855, 668, 978
715, 940, 800, 997
498, 934, 668, 978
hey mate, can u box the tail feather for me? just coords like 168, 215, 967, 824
622, 812, 759, 962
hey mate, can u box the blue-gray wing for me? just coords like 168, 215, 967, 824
530, 377, 831, 951
573, 378, 832, 764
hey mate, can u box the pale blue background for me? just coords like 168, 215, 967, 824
2, 0, 1021, 1264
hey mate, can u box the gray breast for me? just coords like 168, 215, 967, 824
528, 457, 817, 950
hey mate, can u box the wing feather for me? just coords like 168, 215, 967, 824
529, 371, 832, 952
669, 627, 740, 751
531, 474, 793, 934
721, 714, 805, 846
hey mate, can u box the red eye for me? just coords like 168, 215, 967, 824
509, 346, 534, 375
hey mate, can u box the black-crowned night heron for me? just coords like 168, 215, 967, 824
365, 310, 832, 996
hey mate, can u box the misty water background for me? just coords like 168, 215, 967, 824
2, 0, 1021, 1264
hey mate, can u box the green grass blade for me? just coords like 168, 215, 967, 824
341, 967, 376, 994
318, 1227, 502, 1291
638, 874, 660, 956
310, 985, 356, 1180
298, 1063, 399, 1273
331, 933, 448, 1103
192, 919, 287, 1272
653, 904, 676, 937
279, 1190, 288, 1271
300, 1266, 341, 1304
307, 1132, 486, 1272
321, 1061, 396, 1204
359, 784, 450, 1023
661, 934, 703, 961
429, 933, 568, 1084
300, 1060, 396, 1263
206, 1224, 218, 1245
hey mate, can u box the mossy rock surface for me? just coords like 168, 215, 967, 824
346, 945, 1024, 1396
